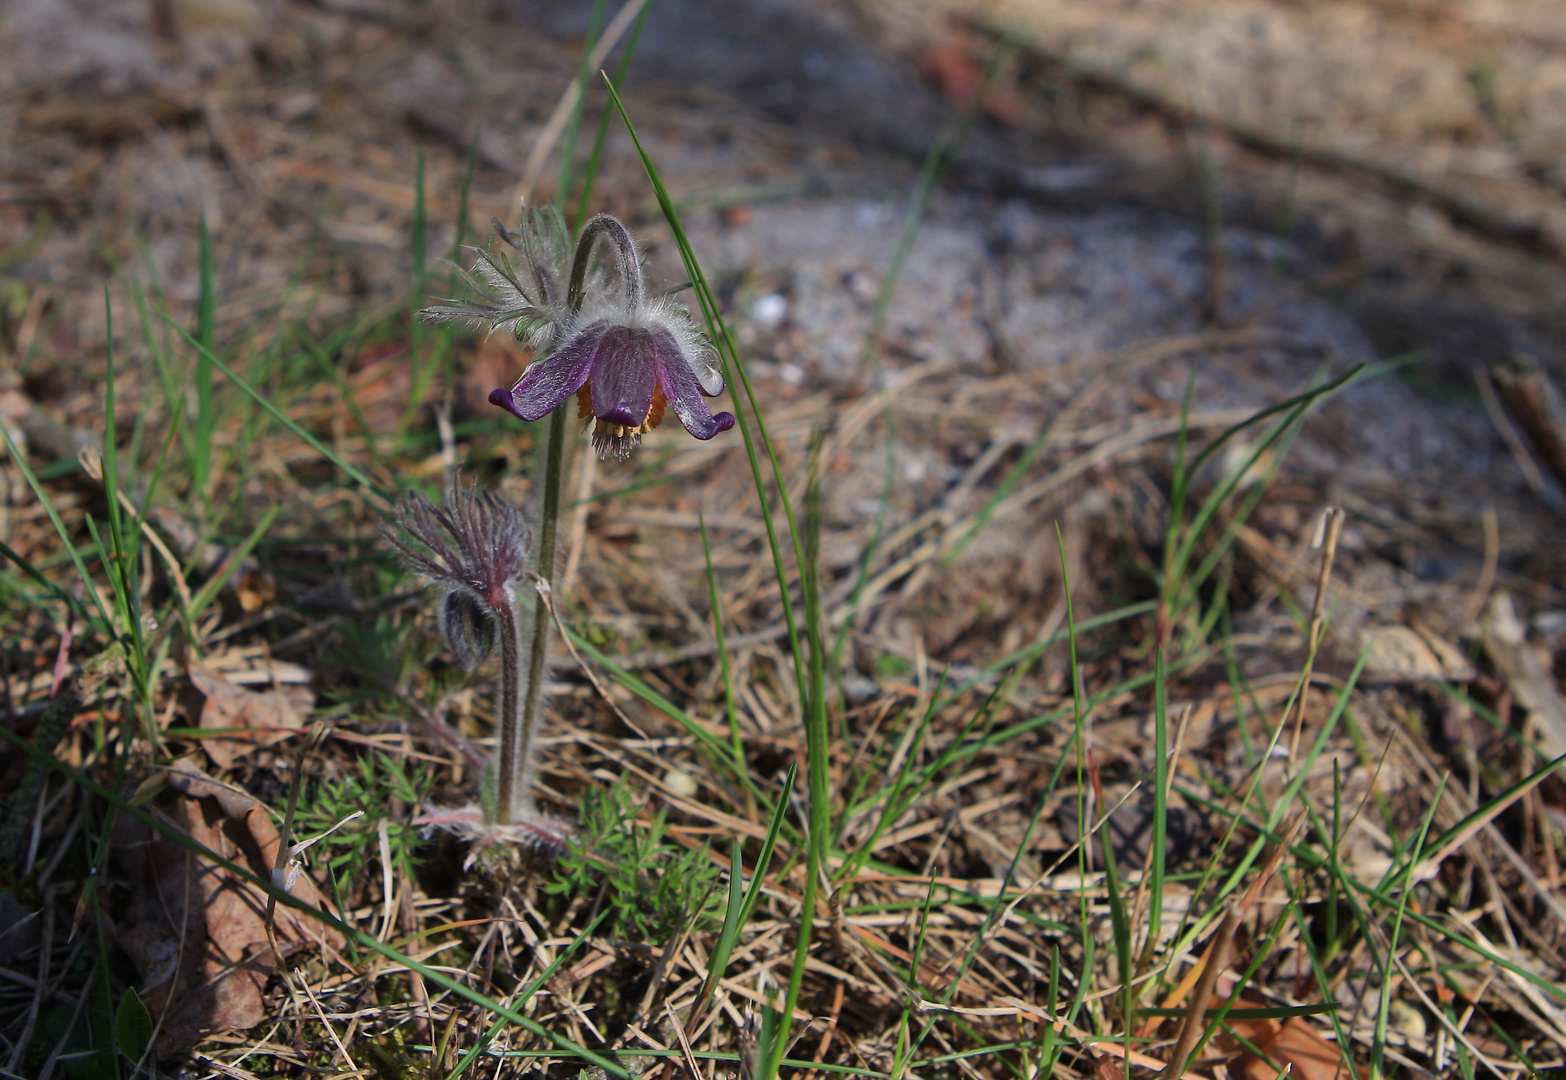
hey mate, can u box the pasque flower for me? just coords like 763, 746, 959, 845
427, 212, 734, 459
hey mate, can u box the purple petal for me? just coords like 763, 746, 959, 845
489, 325, 602, 422
588, 327, 659, 428
653, 331, 737, 441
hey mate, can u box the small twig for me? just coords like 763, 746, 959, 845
1284, 506, 1344, 769
266, 721, 328, 966
514, 0, 653, 205
1476, 365, 1551, 497
562, 445, 597, 591
296, 967, 360, 1073
47, 612, 72, 701
1152, 901, 1234, 1070
1493, 354, 1566, 489
377, 819, 396, 942
1459, 506, 1500, 629
531, 574, 649, 738
666, 1000, 704, 1080
76, 447, 195, 614
640, 904, 700, 1025
1159, 815, 1307, 1078
398, 690, 487, 774
436, 398, 458, 491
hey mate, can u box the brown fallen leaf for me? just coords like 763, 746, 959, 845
188, 664, 312, 770
114, 760, 343, 1058
1227, 1015, 1365, 1080
1483, 591, 1566, 765
236, 569, 277, 614
921, 40, 1025, 124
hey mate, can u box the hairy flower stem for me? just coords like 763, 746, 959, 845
492, 596, 530, 824
505, 405, 568, 823
492, 216, 635, 824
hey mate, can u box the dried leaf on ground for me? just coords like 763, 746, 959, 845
188, 664, 313, 770
1483, 591, 1566, 762
1358, 624, 1472, 682
1228, 1015, 1365, 1080
113, 760, 342, 1057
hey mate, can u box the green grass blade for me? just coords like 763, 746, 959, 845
0, 423, 115, 634
558, 0, 608, 216
1184, 362, 1366, 481
1094, 751, 1134, 1062
563, 625, 756, 787
1423, 752, 1566, 857
697, 763, 797, 1014
1057, 522, 1099, 1040
602, 74, 809, 713
1370, 776, 1447, 1080
573, 0, 654, 229
1141, 645, 1168, 971
185, 504, 280, 627
602, 79, 827, 1075
98, 291, 149, 691
160, 311, 395, 504
700, 515, 746, 780
1140, 1003, 1340, 1019
193, 213, 217, 495
445, 907, 610, 1080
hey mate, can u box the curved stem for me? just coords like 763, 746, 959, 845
567, 214, 642, 315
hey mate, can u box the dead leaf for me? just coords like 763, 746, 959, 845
236, 569, 277, 614
345, 343, 412, 435
1358, 625, 1470, 682
921, 41, 1024, 124
114, 760, 343, 1058
1228, 1015, 1364, 1080
1483, 591, 1566, 763
188, 664, 312, 770
462, 336, 531, 419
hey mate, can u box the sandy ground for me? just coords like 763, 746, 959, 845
7, 2, 1566, 1071
1, 0, 1562, 683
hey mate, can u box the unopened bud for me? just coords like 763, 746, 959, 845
440, 590, 495, 670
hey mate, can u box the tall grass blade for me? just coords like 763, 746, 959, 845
602, 75, 809, 708
1140, 645, 1168, 971
700, 515, 746, 781
160, 312, 395, 504
602, 80, 829, 1077
0, 422, 115, 634
696, 763, 796, 1014
573, 0, 653, 230
557, 0, 607, 216
1370, 779, 1446, 1080
444, 908, 610, 1080
193, 213, 217, 495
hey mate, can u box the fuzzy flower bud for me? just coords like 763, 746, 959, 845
439, 589, 496, 671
